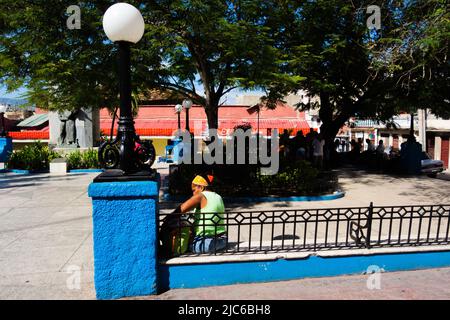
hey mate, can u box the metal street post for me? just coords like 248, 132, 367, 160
0, 104, 7, 137
101, 3, 145, 175
183, 99, 192, 133
175, 104, 183, 130
182, 99, 193, 163
247, 104, 261, 163
117, 41, 135, 173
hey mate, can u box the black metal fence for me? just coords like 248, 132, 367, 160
158, 203, 450, 257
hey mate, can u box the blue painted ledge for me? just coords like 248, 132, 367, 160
11, 169, 30, 174
88, 180, 159, 198
0, 169, 30, 175
163, 190, 345, 203
69, 169, 104, 173
159, 249, 450, 291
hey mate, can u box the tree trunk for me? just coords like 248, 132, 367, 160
205, 103, 219, 130
318, 93, 357, 169
318, 92, 338, 159
320, 120, 341, 148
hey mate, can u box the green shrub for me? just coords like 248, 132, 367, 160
82, 148, 99, 169
7, 142, 60, 171
66, 150, 83, 170
257, 160, 320, 195
66, 149, 99, 169
168, 160, 338, 197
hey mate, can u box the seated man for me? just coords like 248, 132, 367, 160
180, 174, 227, 254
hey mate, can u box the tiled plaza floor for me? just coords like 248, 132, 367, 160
0, 168, 449, 299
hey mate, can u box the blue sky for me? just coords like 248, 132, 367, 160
0, 85, 265, 105
0, 86, 28, 100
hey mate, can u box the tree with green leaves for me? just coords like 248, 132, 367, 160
137, 0, 301, 129
0, 0, 123, 112
371, 0, 450, 119
262, 0, 449, 146
1, 0, 447, 137
0, 0, 299, 130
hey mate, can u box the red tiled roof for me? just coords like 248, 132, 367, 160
100, 103, 305, 120
13, 104, 310, 139
100, 104, 309, 136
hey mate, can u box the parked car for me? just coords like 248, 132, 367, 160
420, 152, 444, 177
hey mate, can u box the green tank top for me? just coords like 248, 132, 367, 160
194, 191, 226, 236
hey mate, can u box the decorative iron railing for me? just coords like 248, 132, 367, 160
158, 203, 450, 257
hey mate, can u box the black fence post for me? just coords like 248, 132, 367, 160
366, 202, 374, 249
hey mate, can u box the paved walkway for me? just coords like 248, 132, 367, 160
139, 267, 450, 300
160, 169, 450, 213
0, 172, 95, 299
0, 168, 449, 299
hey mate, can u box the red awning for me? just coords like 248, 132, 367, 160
99, 104, 310, 136
9, 130, 49, 140
100, 118, 310, 137
13, 104, 310, 139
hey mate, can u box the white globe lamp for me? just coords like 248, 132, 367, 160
182, 99, 193, 109
102, 3, 145, 44
174, 104, 183, 113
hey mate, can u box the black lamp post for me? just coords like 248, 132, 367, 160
183, 99, 192, 133
410, 112, 415, 138
0, 104, 7, 137
117, 41, 136, 172
175, 104, 183, 130
102, 3, 145, 175
247, 104, 261, 161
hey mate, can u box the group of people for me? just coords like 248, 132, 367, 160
278, 129, 420, 173
348, 138, 388, 162
279, 129, 405, 171
345, 136, 423, 173
279, 129, 327, 169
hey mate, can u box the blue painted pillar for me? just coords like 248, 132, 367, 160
0, 137, 13, 163
88, 180, 160, 299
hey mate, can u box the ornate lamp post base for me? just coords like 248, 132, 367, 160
94, 168, 158, 182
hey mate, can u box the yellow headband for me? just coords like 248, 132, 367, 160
192, 175, 208, 187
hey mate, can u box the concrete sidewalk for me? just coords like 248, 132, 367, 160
160, 169, 450, 213
138, 267, 450, 300
0, 169, 449, 299
0, 172, 95, 299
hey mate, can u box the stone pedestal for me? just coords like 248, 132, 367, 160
88, 179, 160, 299
50, 158, 67, 174
49, 108, 100, 148
0, 137, 13, 163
